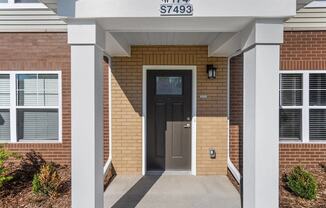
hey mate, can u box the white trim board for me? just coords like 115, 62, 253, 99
142, 65, 197, 176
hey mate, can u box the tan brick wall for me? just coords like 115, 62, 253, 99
111, 46, 228, 175
0, 33, 110, 165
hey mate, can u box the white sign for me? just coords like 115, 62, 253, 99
160, 0, 193, 16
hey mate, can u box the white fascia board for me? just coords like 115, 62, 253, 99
74, 0, 296, 18
105, 32, 131, 57
67, 20, 105, 50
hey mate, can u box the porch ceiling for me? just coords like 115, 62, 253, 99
105, 31, 239, 57
109, 32, 221, 46
99, 16, 253, 56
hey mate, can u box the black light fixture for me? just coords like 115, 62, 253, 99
207, 64, 217, 80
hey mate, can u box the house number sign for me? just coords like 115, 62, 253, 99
160, 0, 193, 16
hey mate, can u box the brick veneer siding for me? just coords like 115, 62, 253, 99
281, 31, 326, 70
229, 54, 243, 174
0, 33, 110, 165
229, 31, 326, 177
280, 31, 326, 170
111, 46, 228, 175
103, 59, 110, 162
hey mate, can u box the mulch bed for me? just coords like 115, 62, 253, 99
280, 164, 326, 208
0, 151, 117, 208
0, 151, 71, 208
2, 150, 325, 208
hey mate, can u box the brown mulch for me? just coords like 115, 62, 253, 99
0, 151, 71, 208
280, 164, 326, 208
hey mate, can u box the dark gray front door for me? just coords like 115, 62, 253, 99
147, 70, 192, 171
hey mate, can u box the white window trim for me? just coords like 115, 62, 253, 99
0, 71, 62, 144
280, 70, 326, 144
0, 0, 46, 9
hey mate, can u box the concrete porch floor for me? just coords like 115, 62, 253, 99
104, 175, 241, 208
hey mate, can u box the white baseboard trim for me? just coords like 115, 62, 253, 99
227, 159, 241, 184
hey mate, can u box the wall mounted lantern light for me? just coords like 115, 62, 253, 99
207, 64, 217, 80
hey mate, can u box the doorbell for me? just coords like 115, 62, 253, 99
209, 148, 216, 159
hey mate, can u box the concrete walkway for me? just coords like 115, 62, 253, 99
104, 175, 241, 208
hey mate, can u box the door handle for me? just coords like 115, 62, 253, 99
184, 123, 191, 128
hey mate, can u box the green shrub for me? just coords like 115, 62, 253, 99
0, 148, 18, 188
32, 163, 61, 197
286, 166, 318, 200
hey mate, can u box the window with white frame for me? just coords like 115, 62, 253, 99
0, 72, 61, 142
280, 71, 326, 142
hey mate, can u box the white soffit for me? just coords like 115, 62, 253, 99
110, 32, 220, 46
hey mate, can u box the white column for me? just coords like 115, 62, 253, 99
242, 20, 282, 208
68, 21, 105, 208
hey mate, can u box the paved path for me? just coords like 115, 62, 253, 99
104, 175, 241, 208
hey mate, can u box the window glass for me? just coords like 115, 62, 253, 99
15, 0, 39, 3
309, 73, 326, 106
17, 109, 58, 140
280, 109, 302, 140
280, 74, 303, 106
309, 109, 326, 140
17, 74, 58, 106
156, 76, 182, 95
0, 74, 10, 106
0, 0, 8, 3
0, 110, 10, 140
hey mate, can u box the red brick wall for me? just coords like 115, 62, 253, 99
103, 59, 110, 162
280, 144, 326, 170
229, 54, 243, 174
281, 31, 326, 70
0, 33, 109, 165
229, 31, 326, 176
280, 31, 326, 170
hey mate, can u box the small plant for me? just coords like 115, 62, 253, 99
32, 163, 61, 197
0, 147, 18, 188
286, 166, 318, 200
